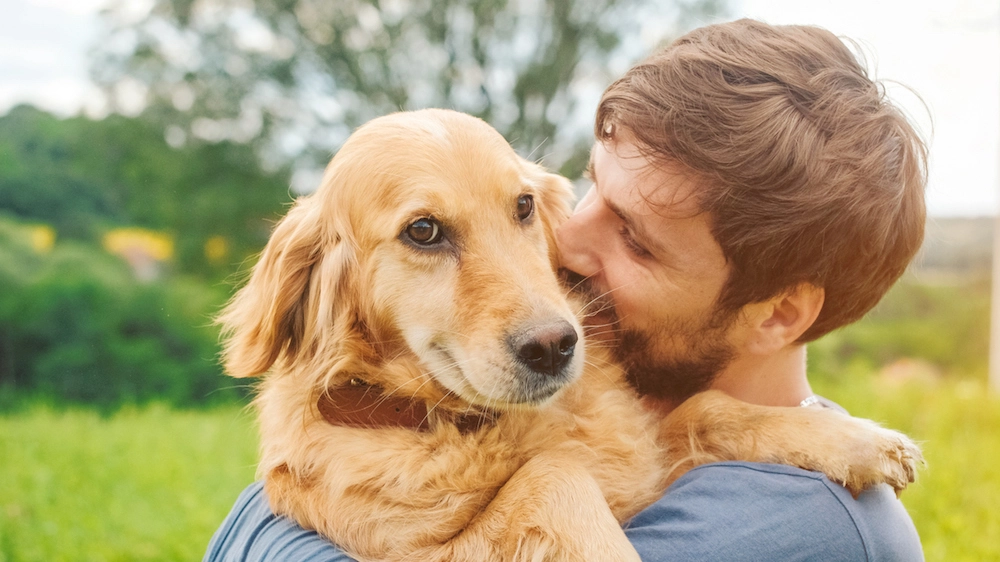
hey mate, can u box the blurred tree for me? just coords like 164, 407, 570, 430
0, 106, 122, 239
0, 105, 291, 277
91, 0, 727, 181
0, 214, 239, 410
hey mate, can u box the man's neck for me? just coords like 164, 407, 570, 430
709, 344, 813, 407
639, 345, 814, 417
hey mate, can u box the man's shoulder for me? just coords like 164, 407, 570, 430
625, 461, 923, 562
203, 481, 351, 562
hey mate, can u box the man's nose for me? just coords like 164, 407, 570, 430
555, 200, 602, 279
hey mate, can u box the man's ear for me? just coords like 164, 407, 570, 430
742, 283, 825, 354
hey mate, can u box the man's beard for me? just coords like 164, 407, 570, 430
566, 270, 736, 404
614, 322, 734, 403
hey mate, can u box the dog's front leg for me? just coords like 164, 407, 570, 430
657, 390, 923, 497
412, 444, 640, 562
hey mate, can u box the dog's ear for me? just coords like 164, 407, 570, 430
217, 199, 347, 378
535, 171, 576, 271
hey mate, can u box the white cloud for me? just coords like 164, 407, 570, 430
28, 0, 109, 15
0, 0, 105, 116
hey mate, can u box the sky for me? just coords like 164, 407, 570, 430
1, 0, 997, 217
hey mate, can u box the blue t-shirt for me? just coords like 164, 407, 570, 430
203, 462, 923, 561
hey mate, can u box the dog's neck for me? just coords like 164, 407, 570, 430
317, 380, 496, 434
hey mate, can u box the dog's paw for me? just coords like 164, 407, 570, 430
828, 418, 924, 498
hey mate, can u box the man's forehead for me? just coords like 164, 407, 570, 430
589, 140, 704, 218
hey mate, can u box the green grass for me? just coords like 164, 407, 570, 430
813, 373, 1000, 562
0, 405, 258, 561
1, 377, 998, 561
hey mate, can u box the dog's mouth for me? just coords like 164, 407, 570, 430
426, 330, 582, 410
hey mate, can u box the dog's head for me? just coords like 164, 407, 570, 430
218, 109, 580, 410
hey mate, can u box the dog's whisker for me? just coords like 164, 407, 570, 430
421, 390, 461, 428
580, 302, 618, 317
369, 366, 444, 407
583, 323, 625, 335
481, 375, 505, 418
582, 321, 626, 335
582, 342, 619, 353
582, 339, 623, 351
582, 359, 623, 384
403, 377, 437, 400
562, 272, 593, 294
525, 137, 550, 163
574, 285, 626, 317
567, 274, 639, 321
580, 318, 619, 330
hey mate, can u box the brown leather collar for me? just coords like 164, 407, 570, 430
317, 379, 496, 434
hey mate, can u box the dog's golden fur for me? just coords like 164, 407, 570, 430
219, 109, 920, 562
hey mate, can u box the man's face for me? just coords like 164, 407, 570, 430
556, 138, 736, 403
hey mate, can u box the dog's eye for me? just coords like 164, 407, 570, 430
405, 218, 442, 245
516, 195, 534, 221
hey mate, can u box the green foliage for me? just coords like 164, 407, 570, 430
0, 215, 242, 411
0, 107, 121, 239
0, 103, 284, 407
0, 105, 291, 277
809, 276, 990, 381
92, 0, 727, 178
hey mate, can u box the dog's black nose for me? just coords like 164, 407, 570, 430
511, 320, 578, 377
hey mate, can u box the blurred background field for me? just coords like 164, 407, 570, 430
2, 299, 998, 561
1, 0, 998, 560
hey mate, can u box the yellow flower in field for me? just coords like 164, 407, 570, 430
103, 228, 174, 261
30, 225, 56, 254
103, 228, 174, 282
204, 236, 229, 263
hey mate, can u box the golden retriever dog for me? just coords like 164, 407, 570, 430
219, 109, 920, 562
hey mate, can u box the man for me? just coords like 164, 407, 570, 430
205, 19, 925, 561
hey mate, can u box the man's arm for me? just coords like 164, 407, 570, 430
205, 462, 923, 562
626, 462, 923, 562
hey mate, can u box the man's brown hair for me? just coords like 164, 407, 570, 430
595, 18, 928, 342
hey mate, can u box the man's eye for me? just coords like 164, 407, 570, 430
619, 226, 649, 257
406, 218, 443, 245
